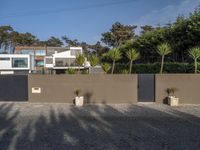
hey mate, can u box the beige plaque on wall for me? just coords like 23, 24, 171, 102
32, 87, 41, 94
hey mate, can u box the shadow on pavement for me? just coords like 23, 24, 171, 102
0, 103, 200, 150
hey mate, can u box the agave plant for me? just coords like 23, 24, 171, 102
156, 43, 172, 74
188, 47, 200, 74
126, 48, 140, 74
166, 87, 178, 96
101, 63, 111, 74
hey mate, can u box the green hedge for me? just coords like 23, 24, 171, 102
114, 62, 196, 74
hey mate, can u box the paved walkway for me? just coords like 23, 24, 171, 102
0, 102, 200, 150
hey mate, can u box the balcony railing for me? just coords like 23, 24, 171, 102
55, 61, 80, 67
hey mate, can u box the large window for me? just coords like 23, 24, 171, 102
45, 58, 53, 64
21, 50, 34, 55
35, 50, 46, 56
35, 60, 44, 67
20, 49, 46, 56
12, 58, 28, 68
0, 58, 10, 61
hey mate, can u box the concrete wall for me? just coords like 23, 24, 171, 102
28, 75, 137, 103
155, 74, 200, 104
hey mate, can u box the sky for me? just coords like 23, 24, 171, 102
0, 0, 200, 44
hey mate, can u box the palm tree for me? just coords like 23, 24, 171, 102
106, 48, 122, 74
75, 53, 85, 74
126, 48, 140, 74
156, 43, 172, 74
102, 63, 111, 74
89, 55, 99, 67
189, 47, 200, 73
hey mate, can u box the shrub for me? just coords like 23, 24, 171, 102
120, 69, 129, 74
102, 63, 111, 74
166, 87, 178, 96
66, 68, 76, 74
114, 62, 196, 74
74, 89, 81, 97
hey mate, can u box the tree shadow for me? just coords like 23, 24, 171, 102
0, 103, 19, 150
83, 92, 93, 104
12, 104, 200, 150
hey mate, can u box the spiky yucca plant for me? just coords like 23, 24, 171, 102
189, 47, 200, 73
75, 54, 85, 74
106, 48, 122, 74
89, 55, 99, 67
126, 48, 140, 74
156, 43, 172, 74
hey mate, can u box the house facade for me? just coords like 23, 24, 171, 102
0, 46, 90, 74
0, 54, 34, 74
45, 47, 90, 74
14, 46, 48, 73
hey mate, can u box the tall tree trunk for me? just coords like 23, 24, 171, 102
195, 59, 197, 74
129, 60, 133, 74
78, 65, 80, 74
160, 55, 164, 74
111, 60, 115, 74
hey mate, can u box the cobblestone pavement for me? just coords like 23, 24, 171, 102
0, 102, 200, 150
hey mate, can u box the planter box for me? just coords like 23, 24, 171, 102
168, 96, 179, 106
75, 96, 84, 106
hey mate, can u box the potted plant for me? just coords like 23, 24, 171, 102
74, 89, 84, 106
166, 87, 179, 106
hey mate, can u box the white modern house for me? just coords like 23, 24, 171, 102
45, 47, 90, 74
0, 54, 34, 74
0, 47, 92, 74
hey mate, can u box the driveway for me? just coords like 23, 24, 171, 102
0, 102, 200, 150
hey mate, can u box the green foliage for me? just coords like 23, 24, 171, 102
188, 47, 200, 73
119, 9, 200, 63
89, 55, 99, 67
46, 36, 63, 47
106, 48, 122, 61
126, 48, 140, 73
140, 25, 154, 34
62, 36, 80, 47
126, 48, 140, 61
189, 47, 200, 60
156, 43, 172, 73
166, 87, 178, 96
66, 68, 76, 74
75, 54, 85, 66
75, 53, 85, 74
105, 48, 122, 74
120, 69, 129, 74
156, 43, 172, 56
114, 62, 195, 74
101, 22, 137, 47
101, 63, 111, 74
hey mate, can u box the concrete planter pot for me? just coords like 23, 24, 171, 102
168, 96, 179, 106
75, 96, 84, 106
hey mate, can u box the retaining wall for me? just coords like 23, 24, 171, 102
28, 75, 138, 103
155, 74, 200, 104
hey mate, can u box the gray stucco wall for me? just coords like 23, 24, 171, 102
155, 74, 200, 104
28, 75, 137, 103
